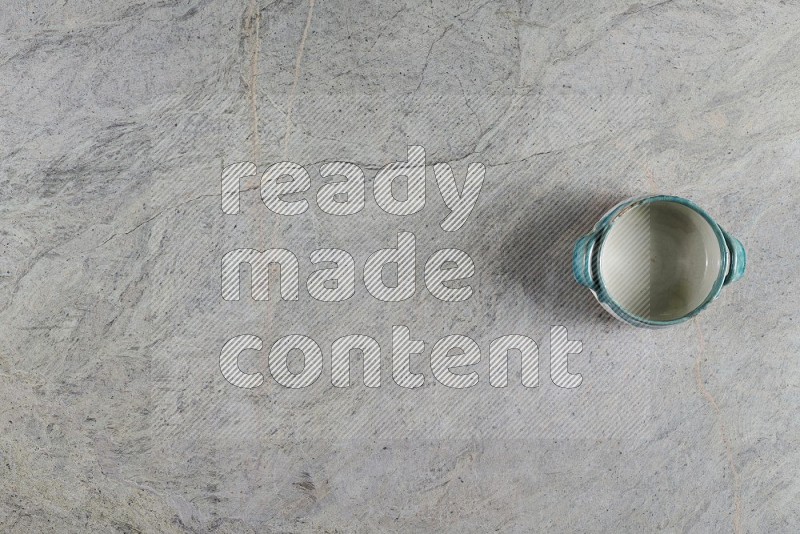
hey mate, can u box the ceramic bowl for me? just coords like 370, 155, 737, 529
572, 195, 746, 327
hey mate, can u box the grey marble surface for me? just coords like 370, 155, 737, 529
1, 0, 799, 532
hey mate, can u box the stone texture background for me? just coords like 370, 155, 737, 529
1, 0, 798, 532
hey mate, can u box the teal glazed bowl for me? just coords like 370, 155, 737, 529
573, 195, 746, 327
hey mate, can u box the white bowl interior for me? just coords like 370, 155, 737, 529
598, 200, 722, 322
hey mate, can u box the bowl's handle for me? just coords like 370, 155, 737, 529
722, 230, 746, 285
573, 232, 600, 291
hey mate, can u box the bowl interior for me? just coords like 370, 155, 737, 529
599, 200, 723, 322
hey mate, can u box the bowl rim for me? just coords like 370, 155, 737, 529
593, 195, 729, 327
